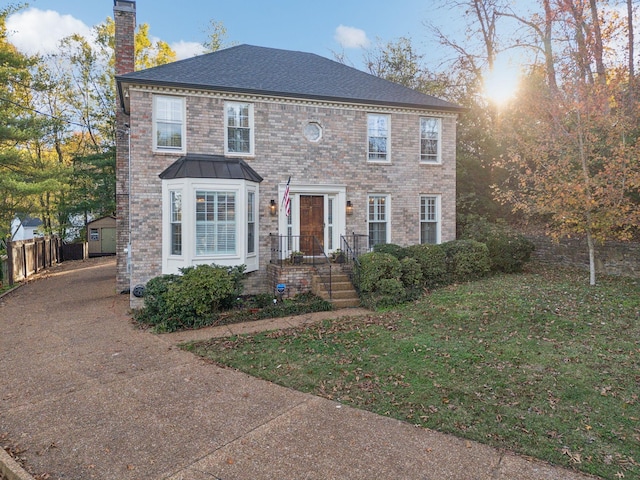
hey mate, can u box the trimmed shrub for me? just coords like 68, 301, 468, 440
373, 243, 407, 259
404, 243, 448, 289
399, 256, 423, 299
485, 234, 535, 273
134, 274, 181, 327
442, 239, 490, 283
459, 217, 535, 273
165, 264, 245, 321
356, 252, 402, 294
134, 264, 245, 332
356, 252, 408, 308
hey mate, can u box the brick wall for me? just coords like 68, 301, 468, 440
529, 235, 640, 278
266, 264, 314, 298
125, 87, 458, 303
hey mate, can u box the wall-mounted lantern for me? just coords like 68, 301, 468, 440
346, 200, 353, 216
270, 199, 277, 216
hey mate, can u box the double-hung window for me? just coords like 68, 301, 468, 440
420, 117, 441, 163
170, 190, 182, 255
420, 195, 440, 244
154, 95, 185, 151
368, 195, 389, 247
367, 114, 390, 162
225, 102, 254, 155
247, 191, 255, 254
195, 191, 236, 255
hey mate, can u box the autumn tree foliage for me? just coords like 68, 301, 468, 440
1, 7, 180, 240
490, 1, 640, 284
425, 0, 640, 284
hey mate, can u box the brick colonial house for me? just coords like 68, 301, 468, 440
114, 1, 462, 306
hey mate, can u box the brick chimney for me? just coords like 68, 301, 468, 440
114, 0, 135, 294
114, 0, 135, 75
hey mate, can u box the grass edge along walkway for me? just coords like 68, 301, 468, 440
183, 263, 640, 480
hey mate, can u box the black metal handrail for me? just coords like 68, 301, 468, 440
269, 234, 328, 265
340, 233, 369, 293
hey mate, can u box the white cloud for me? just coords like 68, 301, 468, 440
171, 40, 206, 60
6, 8, 93, 55
334, 25, 370, 49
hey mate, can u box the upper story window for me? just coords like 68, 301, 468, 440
367, 114, 390, 162
154, 95, 185, 151
420, 117, 441, 164
225, 102, 254, 156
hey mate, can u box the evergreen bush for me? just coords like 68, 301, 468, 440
442, 239, 490, 282
356, 252, 402, 294
372, 243, 407, 259
134, 264, 245, 332
459, 217, 535, 273
404, 243, 448, 289
485, 234, 535, 273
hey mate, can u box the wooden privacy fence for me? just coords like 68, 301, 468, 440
5, 236, 62, 286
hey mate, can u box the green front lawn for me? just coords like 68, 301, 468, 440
183, 263, 640, 479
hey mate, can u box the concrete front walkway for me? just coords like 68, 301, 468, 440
0, 257, 598, 479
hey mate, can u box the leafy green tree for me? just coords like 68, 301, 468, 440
30, 16, 177, 238
0, 4, 41, 238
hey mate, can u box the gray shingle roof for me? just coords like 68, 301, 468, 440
159, 154, 263, 182
117, 44, 461, 111
16, 215, 43, 228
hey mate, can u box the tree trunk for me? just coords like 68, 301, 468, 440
564, 0, 594, 83
543, 0, 559, 91
628, 0, 635, 102
588, 0, 606, 84
472, 0, 497, 69
586, 230, 596, 286
576, 109, 596, 286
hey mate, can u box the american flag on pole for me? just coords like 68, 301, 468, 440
282, 176, 291, 217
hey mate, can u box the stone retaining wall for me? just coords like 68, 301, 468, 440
528, 235, 640, 278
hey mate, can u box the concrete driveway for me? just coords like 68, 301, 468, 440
0, 257, 598, 479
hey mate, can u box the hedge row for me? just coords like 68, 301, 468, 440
357, 233, 534, 309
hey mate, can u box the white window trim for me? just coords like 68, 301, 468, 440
367, 194, 391, 246
246, 187, 257, 257
419, 116, 442, 164
162, 178, 259, 274
367, 113, 391, 163
169, 189, 183, 256
420, 194, 441, 244
153, 95, 186, 153
195, 190, 237, 257
276, 183, 347, 257
224, 101, 255, 157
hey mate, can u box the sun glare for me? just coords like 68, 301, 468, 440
483, 63, 521, 106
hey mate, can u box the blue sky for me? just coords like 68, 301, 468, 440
6, 0, 455, 70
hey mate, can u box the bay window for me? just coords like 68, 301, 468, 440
170, 190, 182, 255
195, 191, 236, 255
